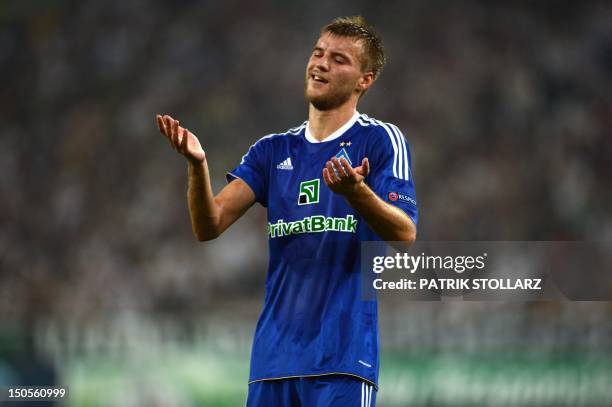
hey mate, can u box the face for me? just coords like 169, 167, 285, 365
304, 32, 371, 111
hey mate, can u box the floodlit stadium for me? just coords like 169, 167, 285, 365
1, 1, 611, 405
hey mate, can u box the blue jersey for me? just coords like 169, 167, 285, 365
227, 112, 418, 388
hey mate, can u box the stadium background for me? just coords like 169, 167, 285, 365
1, 0, 611, 405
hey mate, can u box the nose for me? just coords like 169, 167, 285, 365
314, 56, 330, 72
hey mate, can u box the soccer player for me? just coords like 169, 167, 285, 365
156, 16, 417, 407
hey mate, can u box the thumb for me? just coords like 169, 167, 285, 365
361, 157, 370, 176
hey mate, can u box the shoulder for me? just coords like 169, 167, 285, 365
240, 122, 305, 163
251, 121, 307, 148
358, 113, 413, 180
356, 113, 407, 149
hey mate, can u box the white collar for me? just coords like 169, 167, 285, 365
305, 110, 360, 143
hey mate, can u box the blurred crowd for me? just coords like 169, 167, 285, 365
1, 0, 611, 388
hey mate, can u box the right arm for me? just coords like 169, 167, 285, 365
157, 114, 256, 241
187, 159, 255, 240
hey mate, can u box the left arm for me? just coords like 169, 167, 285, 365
323, 157, 417, 243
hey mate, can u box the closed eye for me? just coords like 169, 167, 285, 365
312, 48, 323, 57
311, 47, 351, 65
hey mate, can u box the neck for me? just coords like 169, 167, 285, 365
308, 100, 358, 142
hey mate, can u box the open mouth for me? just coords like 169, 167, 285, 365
311, 74, 328, 83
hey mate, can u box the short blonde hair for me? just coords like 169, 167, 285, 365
321, 16, 386, 79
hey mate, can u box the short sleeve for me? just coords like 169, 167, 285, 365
226, 136, 270, 207
367, 123, 418, 226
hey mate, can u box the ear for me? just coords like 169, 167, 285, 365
357, 72, 375, 93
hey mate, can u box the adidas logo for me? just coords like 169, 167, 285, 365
276, 157, 294, 170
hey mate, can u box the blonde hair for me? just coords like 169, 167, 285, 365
321, 16, 386, 79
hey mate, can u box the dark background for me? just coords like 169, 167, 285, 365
1, 1, 611, 405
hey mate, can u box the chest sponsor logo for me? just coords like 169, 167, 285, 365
298, 179, 320, 205
268, 215, 358, 238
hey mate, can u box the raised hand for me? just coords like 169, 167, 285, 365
156, 114, 205, 163
323, 157, 370, 197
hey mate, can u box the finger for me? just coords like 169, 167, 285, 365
164, 115, 174, 136
322, 168, 334, 186
332, 157, 350, 179
168, 117, 180, 148
164, 116, 175, 145
325, 161, 336, 182
325, 161, 334, 182
158, 115, 175, 147
355, 157, 370, 177
362, 157, 370, 176
326, 161, 341, 182
328, 158, 342, 179
163, 115, 172, 135
156, 114, 165, 135
172, 118, 180, 141
180, 127, 189, 152
159, 114, 171, 138
175, 120, 183, 146
331, 157, 348, 178
162, 116, 177, 148
338, 157, 354, 177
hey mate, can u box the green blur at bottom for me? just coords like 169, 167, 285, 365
65, 347, 612, 406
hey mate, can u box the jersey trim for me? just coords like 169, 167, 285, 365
287, 122, 307, 135
248, 372, 378, 390
357, 114, 411, 181
304, 110, 359, 143
362, 382, 374, 407
389, 122, 411, 181
225, 171, 245, 184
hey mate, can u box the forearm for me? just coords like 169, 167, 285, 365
345, 183, 416, 243
188, 159, 221, 240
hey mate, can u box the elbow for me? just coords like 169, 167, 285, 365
400, 229, 416, 246
193, 227, 220, 242
405, 216, 417, 245
388, 228, 416, 253
398, 223, 417, 246
196, 233, 218, 242
192, 215, 222, 241
408, 230, 417, 245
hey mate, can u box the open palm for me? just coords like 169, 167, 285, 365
156, 114, 205, 163
323, 157, 370, 197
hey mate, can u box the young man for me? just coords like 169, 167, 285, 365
156, 16, 417, 407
